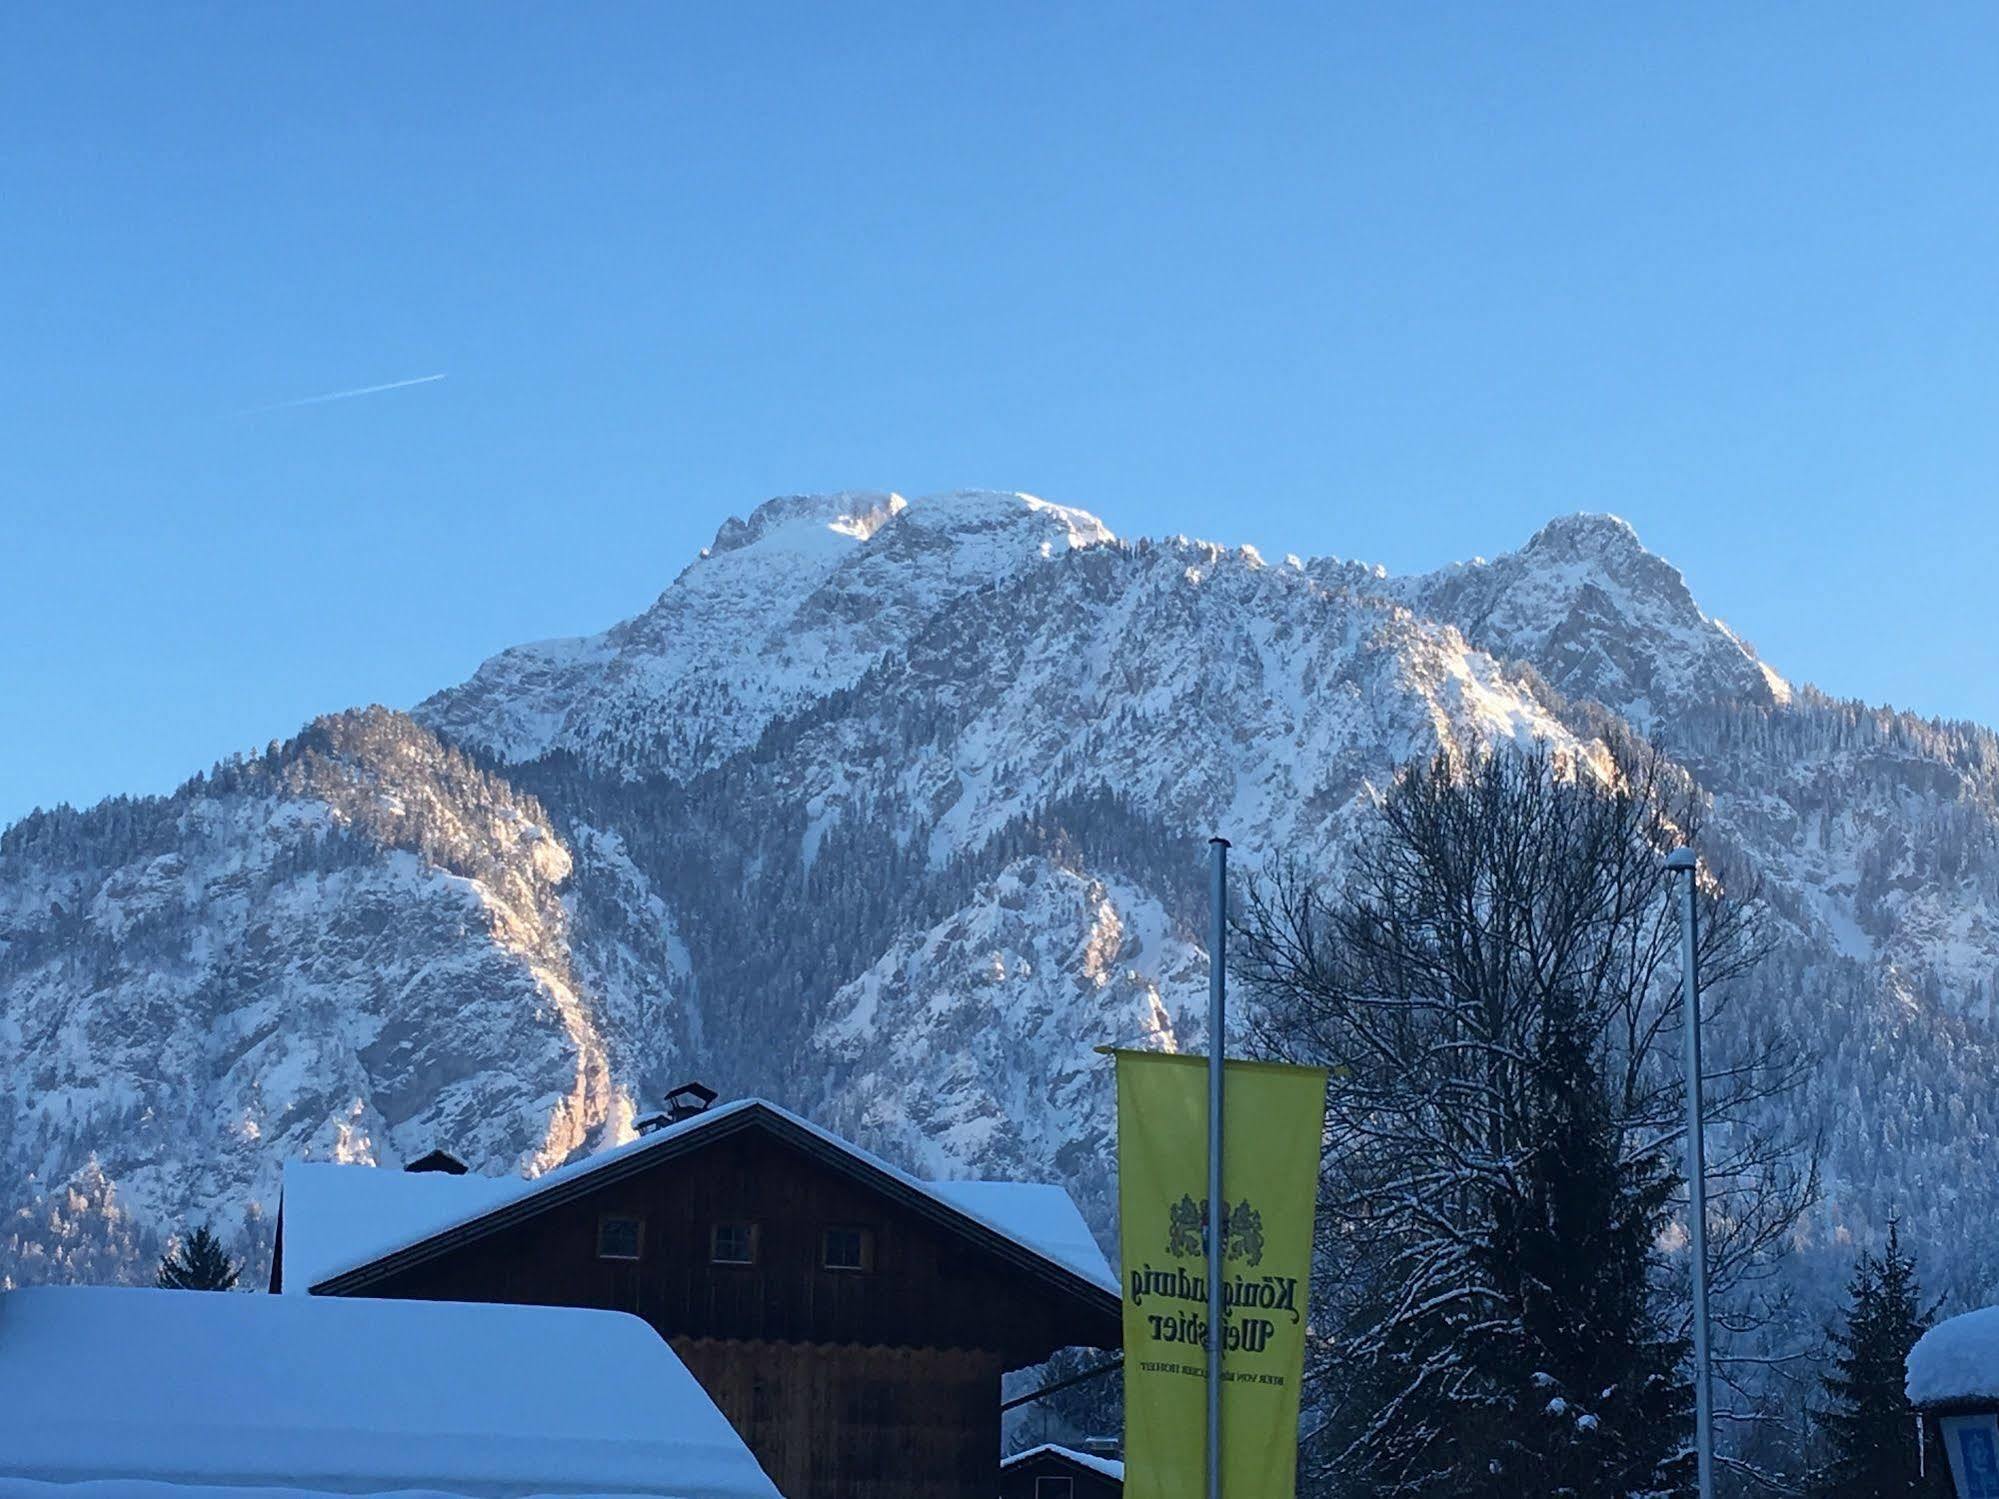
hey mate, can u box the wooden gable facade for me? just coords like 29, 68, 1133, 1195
300, 1103, 1121, 1499
1000, 1445, 1125, 1499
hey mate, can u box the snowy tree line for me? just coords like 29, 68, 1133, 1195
1233, 748, 1815, 1496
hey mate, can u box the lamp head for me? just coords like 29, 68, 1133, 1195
1665, 847, 1697, 872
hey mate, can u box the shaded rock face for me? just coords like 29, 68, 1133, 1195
4, 491, 1997, 1323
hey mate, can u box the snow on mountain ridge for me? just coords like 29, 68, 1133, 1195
1345, 510, 1791, 729
895, 489, 1116, 552
757, 535, 1592, 879
705, 490, 907, 557
416, 488, 1116, 775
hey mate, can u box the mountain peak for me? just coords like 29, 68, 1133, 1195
418, 488, 1116, 775
707, 492, 906, 557
702, 489, 1115, 564
1513, 511, 1706, 622
1392, 510, 1782, 723
1523, 511, 1646, 558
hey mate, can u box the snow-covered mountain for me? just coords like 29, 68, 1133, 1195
417, 491, 1115, 775
4, 491, 1996, 1304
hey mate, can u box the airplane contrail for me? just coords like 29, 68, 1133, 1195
240, 372, 448, 415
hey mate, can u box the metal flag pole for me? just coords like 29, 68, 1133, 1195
1207, 836, 1229, 1499
1667, 845, 1715, 1499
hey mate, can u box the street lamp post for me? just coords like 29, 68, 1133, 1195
1667, 845, 1714, 1499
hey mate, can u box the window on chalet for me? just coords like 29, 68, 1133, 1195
1034, 1478, 1074, 1499
711, 1222, 758, 1265
596, 1214, 644, 1261
821, 1225, 875, 1271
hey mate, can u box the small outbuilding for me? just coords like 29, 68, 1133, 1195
1908, 1304, 1999, 1498
1000, 1443, 1125, 1498
0, 1284, 783, 1499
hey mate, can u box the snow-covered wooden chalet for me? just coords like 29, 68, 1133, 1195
270, 1095, 1121, 1499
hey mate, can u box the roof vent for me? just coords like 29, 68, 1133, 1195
632, 1111, 672, 1136
405, 1149, 468, 1176
664, 1081, 718, 1123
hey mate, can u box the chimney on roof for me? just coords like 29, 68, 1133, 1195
405, 1149, 468, 1176
632, 1083, 718, 1137
665, 1081, 718, 1123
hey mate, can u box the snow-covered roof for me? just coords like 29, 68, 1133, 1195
1003, 1443, 1126, 1481
1909, 1305, 1999, 1408
0, 1286, 782, 1499
280, 1158, 517, 1293
928, 1179, 1116, 1291
286, 1097, 1117, 1298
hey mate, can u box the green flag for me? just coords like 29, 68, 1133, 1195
1114, 1049, 1327, 1499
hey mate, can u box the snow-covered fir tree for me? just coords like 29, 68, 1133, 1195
1479, 1028, 1692, 1496
155, 1223, 240, 1291
1814, 1220, 1939, 1498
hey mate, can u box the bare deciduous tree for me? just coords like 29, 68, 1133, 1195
1236, 745, 1818, 1497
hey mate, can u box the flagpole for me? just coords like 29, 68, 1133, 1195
1207, 836, 1229, 1499
1668, 845, 1715, 1499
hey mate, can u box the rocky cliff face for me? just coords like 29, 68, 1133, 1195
1366, 511, 1790, 724
0, 711, 652, 1281
4, 491, 1996, 1309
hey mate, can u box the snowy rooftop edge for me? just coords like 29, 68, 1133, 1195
1908, 1304, 1999, 1407
287, 1096, 1117, 1297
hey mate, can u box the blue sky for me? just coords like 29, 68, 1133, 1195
6, 4, 1998, 825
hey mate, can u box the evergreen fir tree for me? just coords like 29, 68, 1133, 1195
1816, 1219, 1936, 1498
1476, 1029, 1693, 1497
155, 1224, 240, 1291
